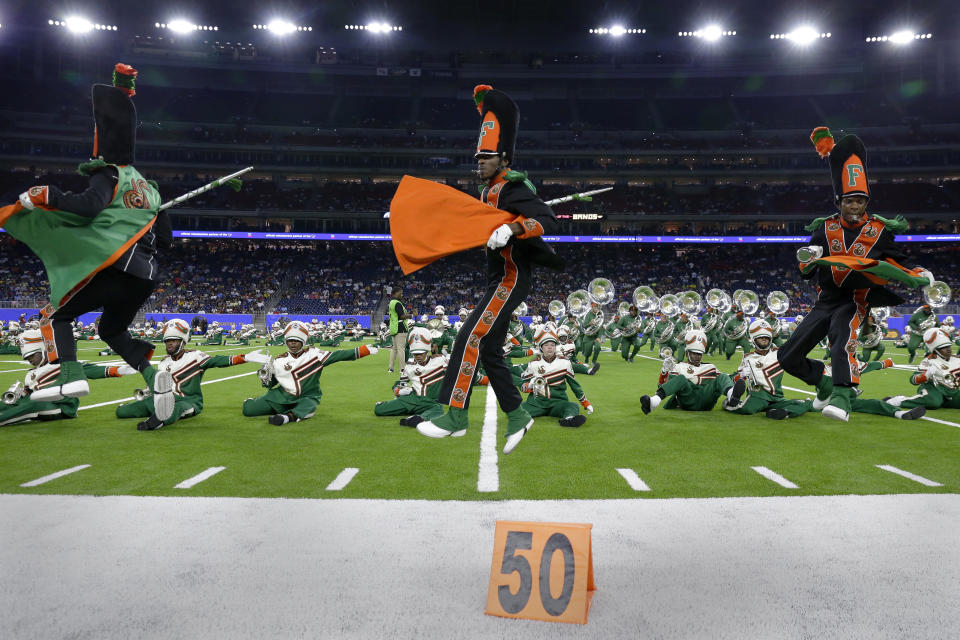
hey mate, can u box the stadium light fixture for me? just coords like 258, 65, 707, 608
678, 25, 735, 40
344, 22, 402, 32
589, 26, 646, 35
157, 20, 218, 33
770, 26, 830, 45
252, 20, 312, 34
49, 16, 118, 32
866, 30, 931, 44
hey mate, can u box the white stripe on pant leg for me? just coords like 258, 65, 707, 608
477, 386, 499, 493
21, 464, 91, 487
875, 464, 943, 487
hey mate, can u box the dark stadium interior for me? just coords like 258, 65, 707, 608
1, 0, 958, 317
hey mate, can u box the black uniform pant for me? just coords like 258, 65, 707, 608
777, 292, 868, 388
438, 245, 531, 412
42, 268, 156, 370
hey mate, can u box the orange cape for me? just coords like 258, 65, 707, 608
389, 176, 519, 275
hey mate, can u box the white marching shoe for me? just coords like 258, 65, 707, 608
821, 405, 849, 422
31, 379, 90, 402
503, 418, 534, 455
416, 421, 467, 438
152, 370, 176, 422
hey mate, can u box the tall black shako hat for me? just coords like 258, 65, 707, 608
473, 84, 519, 164
811, 126, 869, 204
91, 63, 138, 165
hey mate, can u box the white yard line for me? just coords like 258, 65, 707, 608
326, 468, 359, 491
174, 467, 226, 489
477, 386, 499, 493
917, 415, 960, 429
20, 464, 91, 487
875, 464, 943, 487
782, 384, 960, 429
0, 367, 30, 373
751, 466, 799, 489
78, 371, 258, 412
616, 468, 651, 491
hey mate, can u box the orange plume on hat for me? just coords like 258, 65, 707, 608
810, 126, 835, 158
473, 84, 493, 113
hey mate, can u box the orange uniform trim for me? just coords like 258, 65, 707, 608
824, 217, 883, 288
448, 245, 519, 409
844, 289, 870, 385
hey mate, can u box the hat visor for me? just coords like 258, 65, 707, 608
474, 151, 500, 159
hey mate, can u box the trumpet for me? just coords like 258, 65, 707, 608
530, 375, 549, 397
3, 381, 24, 405
659, 346, 674, 359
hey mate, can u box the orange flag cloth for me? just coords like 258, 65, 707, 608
389, 175, 519, 275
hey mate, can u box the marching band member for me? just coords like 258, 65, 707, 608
374, 328, 447, 428
1, 330, 138, 428
605, 313, 622, 353
616, 307, 643, 362
518, 331, 593, 435
580, 302, 604, 366
640, 330, 745, 414
4, 64, 172, 404
885, 328, 960, 412
721, 308, 752, 361
414, 85, 562, 452
778, 128, 935, 422
858, 313, 886, 362
905, 304, 936, 363
117, 319, 264, 430
243, 321, 379, 425
724, 320, 813, 419
556, 326, 598, 375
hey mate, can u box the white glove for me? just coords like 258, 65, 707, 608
116, 364, 138, 376
366, 345, 380, 356
917, 269, 935, 286
244, 349, 271, 364
486, 224, 514, 250
396, 386, 413, 396
18, 191, 36, 210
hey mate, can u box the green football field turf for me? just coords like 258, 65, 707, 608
0, 339, 957, 500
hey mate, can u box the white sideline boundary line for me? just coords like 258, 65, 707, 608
326, 468, 359, 491
752, 466, 799, 489
616, 468, 651, 491
477, 386, 499, 492
875, 464, 943, 487
20, 464, 91, 487
782, 384, 960, 429
175, 466, 226, 489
